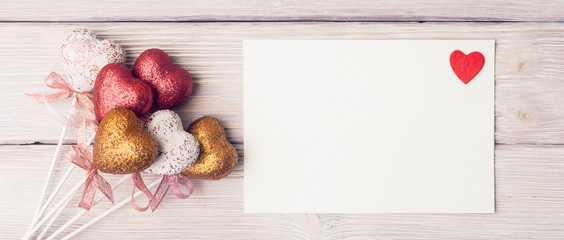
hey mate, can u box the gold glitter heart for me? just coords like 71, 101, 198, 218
181, 116, 238, 180
94, 108, 158, 174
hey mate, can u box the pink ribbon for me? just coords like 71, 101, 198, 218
26, 72, 95, 112
65, 121, 113, 211
26, 72, 97, 129
131, 173, 159, 212
149, 174, 194, 212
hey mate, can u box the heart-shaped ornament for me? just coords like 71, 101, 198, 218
94, 63, 154, 122
182, 116, 237, 180
449, 50, 485, 84
132, 49, 193, 110
94, 108, 158, 174
62, 28, 126, 92
142, 110, 200, 175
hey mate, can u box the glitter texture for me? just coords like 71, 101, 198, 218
93, 108, 158, 174
132, 49, 192, 110
142, 110, 200, 175
61, 28, 126, 92
181, 116, 238, 180
94, 63, 154, 122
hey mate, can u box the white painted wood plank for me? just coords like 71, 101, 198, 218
2, 145, 563, 239
1, 23, 564, 144
0, 0, 563, 22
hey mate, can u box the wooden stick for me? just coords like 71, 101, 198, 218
45, 175, 130, 240
61, 178, 161, 240
27, 98, 77, 232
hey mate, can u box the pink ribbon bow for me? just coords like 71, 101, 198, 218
65, 121, 113, 210
149, 174, 194, 212
26, 72, 95, 112
26, 72, 97, 129
131, 173, 160, 212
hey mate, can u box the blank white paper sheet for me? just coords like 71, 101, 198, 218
244, 40, 494, 213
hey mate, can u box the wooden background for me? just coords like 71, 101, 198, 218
1, 1, 564, 239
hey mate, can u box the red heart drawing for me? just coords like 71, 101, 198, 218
449, 50, 484, 84
94, 63, 154, 122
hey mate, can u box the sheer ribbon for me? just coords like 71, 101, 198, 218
149, 174, 194, 212
65, 121, 112, 210
26, 72, 97, 129
131, 173, 159, 212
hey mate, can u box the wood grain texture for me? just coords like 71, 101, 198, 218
2, 145, 563, 239
0, 0, 563, 22
1, 22, 564, 144
1, 10, 564, 239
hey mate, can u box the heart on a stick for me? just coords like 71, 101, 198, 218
182, 116, 238, 180
94, 108, 158, 174
62, 28, 126, 92
94, 63, 154, 122
449, 50, 484, 84
142, 110, 200, 175
133, 49, 193, 110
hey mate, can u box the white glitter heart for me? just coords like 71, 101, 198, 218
143, 110, 200, 175
61, 28, 126, 92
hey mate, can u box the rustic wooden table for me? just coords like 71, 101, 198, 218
1, 1, 564, 239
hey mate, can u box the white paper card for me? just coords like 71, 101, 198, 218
244, 40, 494, 213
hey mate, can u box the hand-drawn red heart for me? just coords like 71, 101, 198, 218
449, 50, 484, 84
132, 49, 193, 110
94, 63, 154, 122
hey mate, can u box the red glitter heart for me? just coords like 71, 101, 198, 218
449, 50, 484, 84
94, 63, 154, 122
133, 49, 193, 110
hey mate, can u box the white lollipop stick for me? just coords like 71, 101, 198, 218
28, 98, 77, 231
23, 132, 96, 240
33, 164, 75, 229
37, 188, 75, 240
26, 131, 95, 231
43, 175, 130, 240
61, 178, 161, 240
22, 177, 85, 240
